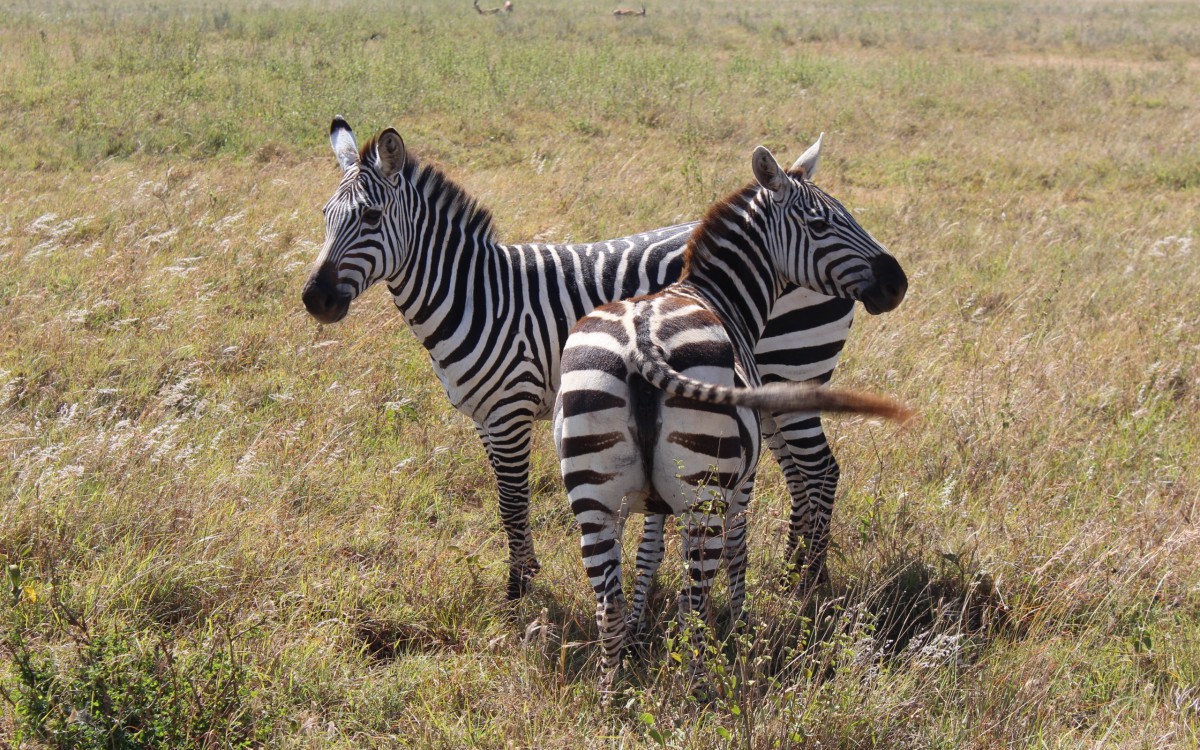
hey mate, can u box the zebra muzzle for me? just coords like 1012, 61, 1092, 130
860, 254, 908, 315
301, 266, 352, 324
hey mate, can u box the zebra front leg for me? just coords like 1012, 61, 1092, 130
762, 415, 815, 584
771, 411, 839, 588
477, 416, 540, 599
794, 444, 838, 589
627, 513, 667, 635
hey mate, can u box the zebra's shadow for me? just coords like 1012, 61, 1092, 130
509, 543, 1013, 691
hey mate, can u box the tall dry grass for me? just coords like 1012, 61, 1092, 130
1, 0, 1198, 746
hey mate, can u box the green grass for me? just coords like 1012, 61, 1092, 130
2, 0, 1199, 746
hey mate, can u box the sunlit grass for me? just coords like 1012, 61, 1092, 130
2, 0, 1199, 746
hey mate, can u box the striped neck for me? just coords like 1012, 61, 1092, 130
384, 159, 501, 334
679, 187, 778, 359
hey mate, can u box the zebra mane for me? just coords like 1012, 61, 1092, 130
358, 135, 499, 243
679, 181, 760, 279
681, 164, 825, 278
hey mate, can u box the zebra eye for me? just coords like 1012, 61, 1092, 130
808, 214, 828, 231
362, 208, 383, 225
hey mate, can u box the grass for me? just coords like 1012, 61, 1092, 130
2, 0, 1199, 746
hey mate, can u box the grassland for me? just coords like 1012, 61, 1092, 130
2, 0, 1199, 746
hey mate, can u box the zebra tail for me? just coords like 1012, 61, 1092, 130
729, 380, 914, 422
631, 340, 913, 423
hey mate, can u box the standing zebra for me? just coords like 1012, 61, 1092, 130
554, 143, 910, 693
301, 118, 907, 599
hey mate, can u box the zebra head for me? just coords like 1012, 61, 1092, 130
750, 136, 907, 314
302, 116, 409, 324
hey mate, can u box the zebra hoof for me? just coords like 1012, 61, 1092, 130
688, 679, 717, 706
780, 560, 829, 595
505, 560, 543, 600
505, 578, 525, 600
622, 623, 650, 658
812, 562, 831, 588
597, 683, 619, 707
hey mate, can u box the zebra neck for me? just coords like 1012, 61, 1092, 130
386, 187, 502, 348
683, 245, 775, 369
677, 187, 780, 364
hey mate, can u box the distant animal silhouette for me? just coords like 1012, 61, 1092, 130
474, 0, 512, 14
613, 4, 646, 16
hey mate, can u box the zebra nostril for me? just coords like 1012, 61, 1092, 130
301, 283, 326, 315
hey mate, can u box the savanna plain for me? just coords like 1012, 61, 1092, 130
1, 0, 1199, 747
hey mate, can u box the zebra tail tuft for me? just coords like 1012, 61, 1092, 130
732, 381, 914, 423
631, 321, 911, 422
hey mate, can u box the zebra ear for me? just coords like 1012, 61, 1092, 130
752, 146, 789, 195
376, 129, 407, 181
330, 116, 359, 172
790, 132, 824, 179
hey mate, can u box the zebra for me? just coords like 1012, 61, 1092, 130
553, 142, 910, 693
301, 117, 908, 600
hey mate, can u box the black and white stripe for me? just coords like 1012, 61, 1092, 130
301, 119, 907, 600
553, 143, 908, 693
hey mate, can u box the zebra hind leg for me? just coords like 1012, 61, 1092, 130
576, 511, 628, 699
678, 505, 724, 700
595, 586, 627, 699
627, 513, 667, 637
723, 479, 753, 631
